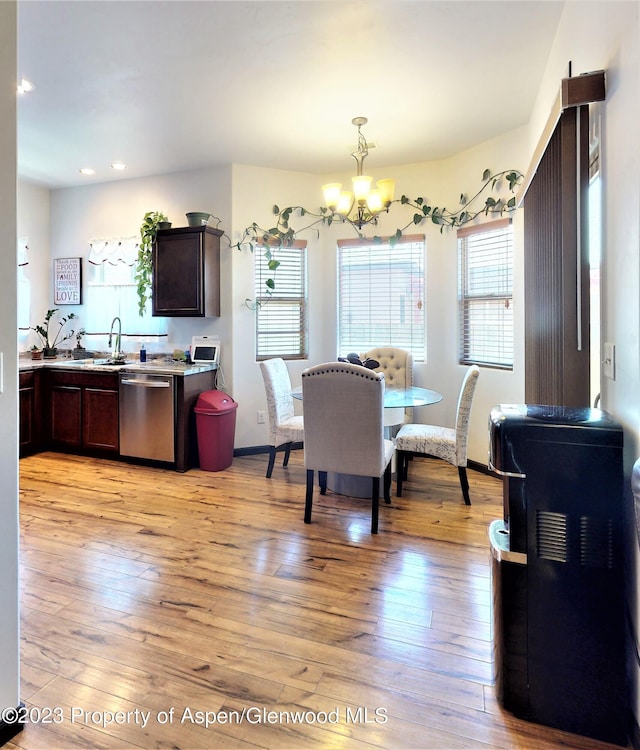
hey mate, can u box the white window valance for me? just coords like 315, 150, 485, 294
88, 236, 139, 266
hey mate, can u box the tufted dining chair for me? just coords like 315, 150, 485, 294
363, 347, 413, 424
395, 365, 480, 504
259, 358, 304, 478
302, 362, 395, 534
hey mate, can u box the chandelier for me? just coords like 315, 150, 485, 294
322, 117, 396, 229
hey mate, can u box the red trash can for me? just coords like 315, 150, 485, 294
194, 391, 238, 471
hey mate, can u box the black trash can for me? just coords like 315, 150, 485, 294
194, 391, 238, 471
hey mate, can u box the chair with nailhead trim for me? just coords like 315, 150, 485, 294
301, 361, 395, 534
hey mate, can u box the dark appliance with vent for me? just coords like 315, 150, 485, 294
488, 404, 626, 745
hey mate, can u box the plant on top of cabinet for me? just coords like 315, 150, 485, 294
136, 210, 168, 315
31, 308, 77, 357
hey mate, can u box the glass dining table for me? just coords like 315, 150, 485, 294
291, 384, 442, 426
291, 384, 443, 498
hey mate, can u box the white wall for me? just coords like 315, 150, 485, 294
43, 166, 233, 361
17, 180, 49, 347
229, 164, 323, 448
0, 0, 20, 722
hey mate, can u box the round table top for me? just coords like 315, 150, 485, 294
291, 384, 442, 408
383, 385, 443, 408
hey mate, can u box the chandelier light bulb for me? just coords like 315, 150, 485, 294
376, 178, 396, 208
366, 189, 383, 214
352, 175, 372, 204
336, 192, 353, 216
322, 182, 342, 210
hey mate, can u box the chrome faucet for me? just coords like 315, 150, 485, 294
108, 316, 123, 360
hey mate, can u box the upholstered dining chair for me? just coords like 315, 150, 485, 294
363, 347, 413, 424
395, 365, 480, 504
259, 358, 304, 478
301, 362, 395, 534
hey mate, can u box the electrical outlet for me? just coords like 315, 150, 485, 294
603, 342, 615, 380
257, 410, 265, 424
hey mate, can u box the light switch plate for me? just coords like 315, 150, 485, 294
603, 342, 615, 380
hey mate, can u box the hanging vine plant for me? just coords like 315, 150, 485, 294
232, 167, 523, 297
135, 210, 168, 315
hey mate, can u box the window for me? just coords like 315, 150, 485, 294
337, 235, 425, 360
254, 242, 307, 360
458, 219, 513, 368
86, 237, 166, 340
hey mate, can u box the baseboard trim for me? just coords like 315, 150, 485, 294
233, 449, 494, 476
234, 443, 303, 457
0, 703, 25, 747
468, 459, 498, 477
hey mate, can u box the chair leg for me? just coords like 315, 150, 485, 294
396, 451, 405, 497
319, 471, 327, 495
282, 442, 293, 467
371, 477, 380, 534
304, 470, 314, 523
266, 447, 276, 478
458, 466, 471, 505
383, 463, 392, 504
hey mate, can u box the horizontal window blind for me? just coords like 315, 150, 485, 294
338, 235, 425, 360
458, 219, 513, 368
255, 243, 307, 360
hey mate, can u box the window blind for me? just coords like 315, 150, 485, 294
254, 242, 307, 360
337, 235, 425, 360
458, 219, 513, 368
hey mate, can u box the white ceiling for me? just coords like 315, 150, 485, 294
17, 0, 565, 189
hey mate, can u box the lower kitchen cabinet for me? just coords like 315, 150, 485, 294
83, 387, 119, 451
47, 369, 119, 454
19, 370, 42, 457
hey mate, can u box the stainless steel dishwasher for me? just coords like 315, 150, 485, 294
119, 372, 175, 462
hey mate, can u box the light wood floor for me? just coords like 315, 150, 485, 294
10, 451, 624, 750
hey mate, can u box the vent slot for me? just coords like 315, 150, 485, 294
536, 510, 568, 562
580, 516, 614, 569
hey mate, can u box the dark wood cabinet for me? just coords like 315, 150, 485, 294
152, 225, 222, 317
83, 387, 119, 451
19, 370, 42, 457
47, 369, 119, 454
50, 384, 82, 447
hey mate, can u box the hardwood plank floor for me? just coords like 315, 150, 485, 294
9, 450, 625, 749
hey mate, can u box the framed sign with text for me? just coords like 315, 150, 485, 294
54, 257, 82, 305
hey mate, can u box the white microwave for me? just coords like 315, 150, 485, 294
191, 336, 220, 366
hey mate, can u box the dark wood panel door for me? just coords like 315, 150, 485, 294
50, 385, 82, 448
83, 387, 119, 452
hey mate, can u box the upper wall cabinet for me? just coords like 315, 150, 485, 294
152, 225, 223, 317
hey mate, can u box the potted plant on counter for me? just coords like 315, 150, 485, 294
73, 328, 88, 359
31, 308, 77, 358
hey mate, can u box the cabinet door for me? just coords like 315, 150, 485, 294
83, 387, 119, 452
20, 383, 35, 454
50, 385, 82, 447
152, 226, 221, 317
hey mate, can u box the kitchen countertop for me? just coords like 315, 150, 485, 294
19, 357, 218, 376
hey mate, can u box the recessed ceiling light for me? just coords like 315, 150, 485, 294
110, 162, 127, 171
79, 168, 95, 176
17, 79, 34, 94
